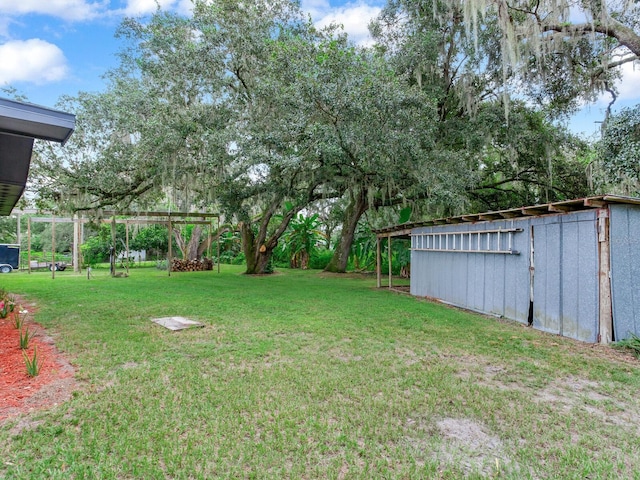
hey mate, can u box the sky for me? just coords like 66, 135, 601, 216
0, 0, 638, 139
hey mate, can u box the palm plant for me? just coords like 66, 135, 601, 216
282, 214, 325, 269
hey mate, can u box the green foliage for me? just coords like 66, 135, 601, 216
0, 216, 18, 244
613, 333, 640, 358
19, 327, 35, 350
81, 223, 170, 266
40, 223, 74, 254
599, 104, 640, 195
23, 346, 41, 377
398, 207, 412, 224
349, 223, 378, 272
468, 102, 593, 211
0, 292, 10, 318
231, 252, 246, 266
12, 308, 24, 330
308, 248, 334, 270
281, 214, 325, 269
130, 225, 169, 258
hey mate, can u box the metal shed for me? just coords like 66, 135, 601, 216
374, 195, 640, 344
0, 97, 75, 216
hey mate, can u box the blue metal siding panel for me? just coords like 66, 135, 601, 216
410, 220, 531, 319
561, 220, 580, 339
511, 223, 531, 323
610, 205, 640, 340
488, 255, 506, 316
531, 213, 599, 342
559, 216, 599, 342
532, 219, 561, 335
409, 212, 599, 342
578, 218, 599, 342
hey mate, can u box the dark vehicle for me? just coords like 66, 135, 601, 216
0, 244, 20, 273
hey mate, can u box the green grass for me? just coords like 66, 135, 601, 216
1, 266, 640, 479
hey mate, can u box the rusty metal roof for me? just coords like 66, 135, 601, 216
374, 195, 640, 237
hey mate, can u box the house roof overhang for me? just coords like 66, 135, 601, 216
0, 98, 75, 216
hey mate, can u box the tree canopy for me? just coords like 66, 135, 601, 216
29, 0, 613, 274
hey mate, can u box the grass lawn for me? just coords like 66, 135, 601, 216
1, 266, 639, 479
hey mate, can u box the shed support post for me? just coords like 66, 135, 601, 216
598, 208, 613, 344
376, 236, 381, 288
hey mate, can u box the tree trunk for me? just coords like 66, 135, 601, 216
197, 226, 229, 258
241, 200, 301, 275
241, 222, 277, 274
324, 188, 368, 273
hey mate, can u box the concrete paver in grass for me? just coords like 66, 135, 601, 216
151, 317, 204, 331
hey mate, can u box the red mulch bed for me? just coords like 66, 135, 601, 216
0, 306, 75, 422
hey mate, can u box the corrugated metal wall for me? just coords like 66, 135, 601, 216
410, 210, 600, 342
610, 204, 640, 340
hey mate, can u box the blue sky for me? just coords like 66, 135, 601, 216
0, 0, 637, 138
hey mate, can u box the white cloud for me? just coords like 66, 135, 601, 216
307, 1, 382, 46
119, 0, 178, 16
0, 0, 105, 22
301, 0, 331, 20
615, 60, 640, 102
0, 39, 68, 85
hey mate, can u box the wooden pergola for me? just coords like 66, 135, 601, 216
13, 209, 220, 278
373, 227, 412, 291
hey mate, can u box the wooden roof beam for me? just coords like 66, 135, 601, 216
521, 207, 547, 216
548, 204, 576, 213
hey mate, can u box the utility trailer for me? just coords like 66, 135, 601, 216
0, 244, 19, 273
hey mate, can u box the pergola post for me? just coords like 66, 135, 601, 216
16, 213, 20, 251
167, 215, 172, 277
73, 213, 80, 273
387, 234, 392, 289
110, 216, 117, 277
125, 221, 130, 276
51, 214, 56, 280
217, 217, 221, 274
27, 216, 31, 274
376, 236, 381, 288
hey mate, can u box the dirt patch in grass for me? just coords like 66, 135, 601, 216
403, 415, 517, 476
0, 305, 76, 425
534, 376, 640, 436
435, 417, 507, 473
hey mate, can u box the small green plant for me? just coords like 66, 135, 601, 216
19, 327, 35, 350
12, 307, 24, 329
0, 300, 7, 319
613, 333, 640, 358
23, 346, 42, 377
7, 294, 16, 312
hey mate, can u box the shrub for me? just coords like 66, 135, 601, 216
309, 249, 334, 270
613, 333, 640, 358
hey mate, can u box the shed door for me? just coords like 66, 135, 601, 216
530, 219, 599, 343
